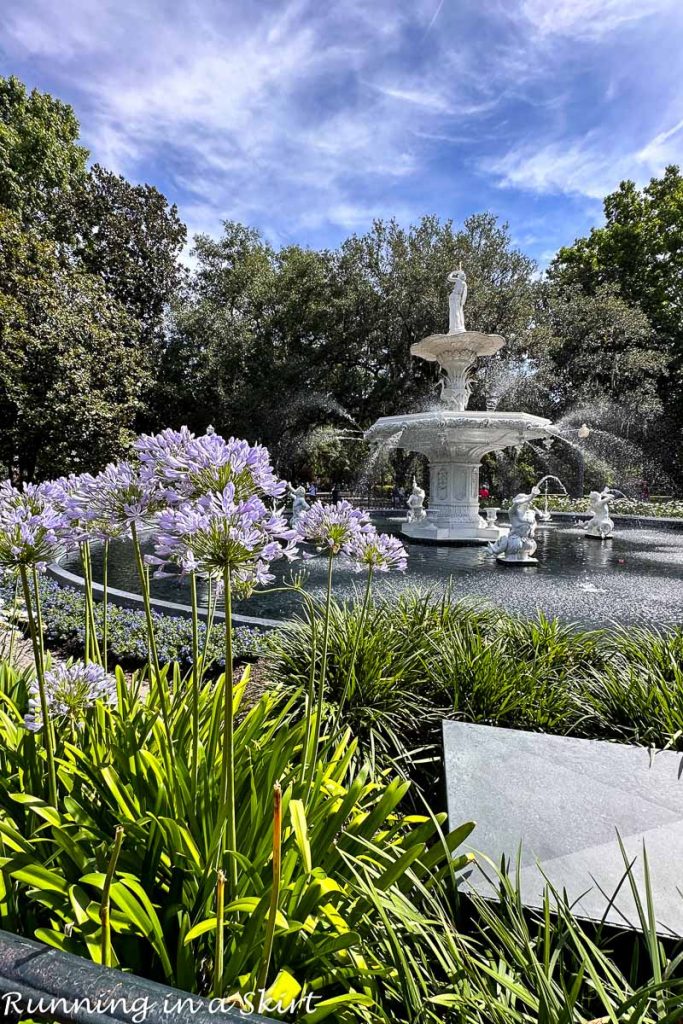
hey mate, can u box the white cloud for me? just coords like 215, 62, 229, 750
369, 82, 455, 114
519, 0, 676, 40
2, 0, 492, 235
486, 135, 630, 199
636, 118, 683, 166
487, 115, 683, 201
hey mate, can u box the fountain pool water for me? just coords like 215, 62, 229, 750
61, 516, 683, 630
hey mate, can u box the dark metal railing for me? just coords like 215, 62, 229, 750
0, 929, 276, 1023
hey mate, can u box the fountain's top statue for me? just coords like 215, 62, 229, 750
409, 265, 504, 410
447, 269, 467, 334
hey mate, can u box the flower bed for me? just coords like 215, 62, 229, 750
0, 572, 265, 669
505, 495, 683, 518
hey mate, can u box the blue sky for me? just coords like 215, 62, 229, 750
2, 0, 683, 266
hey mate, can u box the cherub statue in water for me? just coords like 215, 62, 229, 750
447, 269, 467, 334
288, 484, 309, 528
584, 487, 616, 539
488, 486, 541, 562
406, 477, 426, 522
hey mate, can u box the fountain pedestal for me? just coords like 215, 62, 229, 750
366, 410, 551, 544
403, 456, 497, 541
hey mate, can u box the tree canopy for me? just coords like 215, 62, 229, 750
551, 166, 682, 484
56, 163, 186, 348
0, 76, 186, 479
0, 209, 148, 481
0, 76, 87, 228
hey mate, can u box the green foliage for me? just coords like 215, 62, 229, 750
1, 77, 186, 480
536, 283, 665, 427
56, 163, 187, 350
0, 650, 681, 1021
551, 165, 683, 485
456, 864, 683, 1024
267, 594, 683, 762
0, 75, 87, 227
0, 208, 149, 481
552, 165, 683, 347
0, 661, 475, 1020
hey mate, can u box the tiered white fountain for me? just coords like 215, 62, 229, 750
365, 269, 553, 543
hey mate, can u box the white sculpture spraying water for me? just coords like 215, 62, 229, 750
488, 486, 541, 564
406, 477, 426, 522
288, 484, 310, 528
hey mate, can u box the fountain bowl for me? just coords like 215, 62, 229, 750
365, 409, 552, 543
410, 330, 505, 363
365, 409, 551, 453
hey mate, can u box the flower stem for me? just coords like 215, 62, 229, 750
336, 567, 373, 723
80, 543, 91, 663
19, 566, 57, 808
213, 870, 226, 997
298, 592, 318, 787
190, 570, 200, 795
306, 554, 334, 794
130, 523, 162, 677
199, 577, 214, 685
7, 575, 20, 667
102, 539, 109, 668
100, 825, 124, 968
130, 523, 174, 756
257, 782, 282, 994
83, 542, 102, 665
221, 565, 238, 896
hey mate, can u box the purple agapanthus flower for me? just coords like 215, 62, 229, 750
76, 461, 163, 537
149, 482, 298, 596
37, 473, 104, 548
343, 530, 408, 573
0, 482, 66, 570
296, 500, 372, 555
24, 661, 117, 732
135, 428, 286, 504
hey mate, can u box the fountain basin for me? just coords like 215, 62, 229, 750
365, 410, 552, 543
58, 517, 683, 630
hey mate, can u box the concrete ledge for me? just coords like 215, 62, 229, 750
0, 929, 275, 1022
46, 562, 281, 631
524, 510, 683, 528
444, 721, 683, 937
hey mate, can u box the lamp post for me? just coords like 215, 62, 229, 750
576, 423, 590, 498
